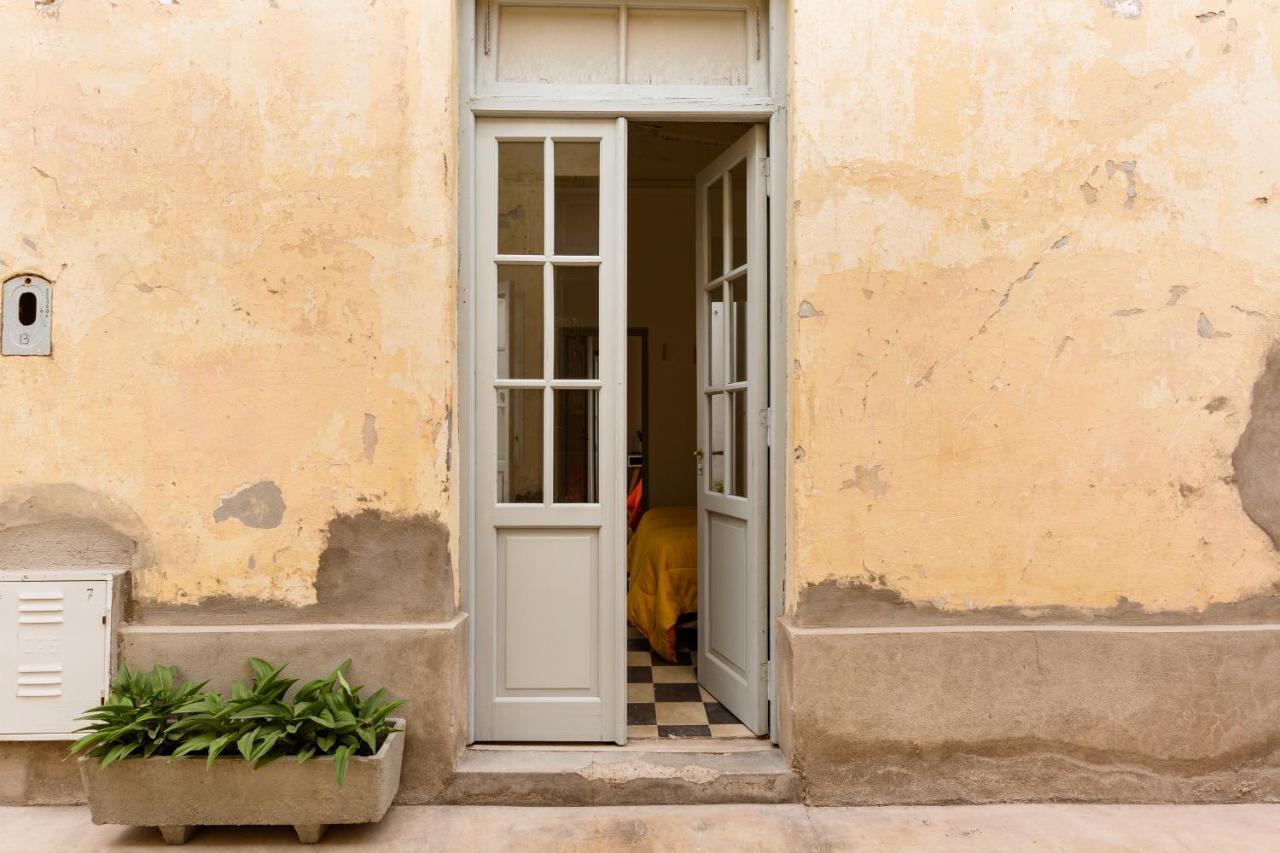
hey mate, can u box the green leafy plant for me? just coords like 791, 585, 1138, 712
70, 659, 405, 788
68, 664, 205, 768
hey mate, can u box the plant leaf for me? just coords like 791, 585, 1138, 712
100, 741, 138, 769
205, 734, 235, 768
68, 729, 116, 756
369, 699, 407, 725
171, 733, 216, 758
249, 731, 281, 767
357, 726, 377, 753
248, 658, 274, 682
236, 729, 256, 761
230, 703, 288, 721
333, 743, 354, 788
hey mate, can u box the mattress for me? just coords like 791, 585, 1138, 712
626, 506, 697, 662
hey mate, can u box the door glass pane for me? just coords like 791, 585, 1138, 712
555, 389, 598, 503
730, 389, 748, 497
554, 266, 599, 379
730, 159, 748, 270
706, 176, 724, 279
708, 392, 726, 494
626, 9, 749, 86
498, 6, 620, 85
497, 264, 543, 379
554, 142, 600, 255
498, 141, 544, 255
730, 273, 747, 382
500, 389, 543, 503
707, 283, 726, 386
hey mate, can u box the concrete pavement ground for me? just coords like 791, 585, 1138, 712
2, 804, 1280, 852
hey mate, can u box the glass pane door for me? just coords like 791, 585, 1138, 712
475, 119, 625, 743
695, 125, 769, 735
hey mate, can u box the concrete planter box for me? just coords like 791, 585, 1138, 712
78, 720, 404, 844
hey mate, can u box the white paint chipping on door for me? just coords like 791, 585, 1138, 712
695, 125, 769, 735
474, 118, 627, 742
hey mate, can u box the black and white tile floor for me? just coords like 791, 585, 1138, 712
626, 624, 756, 739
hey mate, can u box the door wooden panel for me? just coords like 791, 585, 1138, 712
500, 530, 598, 692
706, 512, 748, 677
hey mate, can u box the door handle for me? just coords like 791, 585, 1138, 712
694, 448, 704, 476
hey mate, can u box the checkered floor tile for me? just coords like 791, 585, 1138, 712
626, 625, 756, 740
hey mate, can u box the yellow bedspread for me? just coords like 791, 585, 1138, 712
626, 506, 697, 662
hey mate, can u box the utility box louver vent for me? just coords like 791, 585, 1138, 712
0, 570, 125, 740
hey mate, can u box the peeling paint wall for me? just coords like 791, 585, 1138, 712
0, 0, 457, 607
789, 0, 1280, 616
5, 0, 1278, 628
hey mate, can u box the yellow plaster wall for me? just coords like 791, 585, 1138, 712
6, 0, 1279, 618
788, 0, 1280, 612
0, 0, 457, 605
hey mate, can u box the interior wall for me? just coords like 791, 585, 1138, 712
629, 187, 697, 509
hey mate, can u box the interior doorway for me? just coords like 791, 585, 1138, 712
471, 118, 770, 744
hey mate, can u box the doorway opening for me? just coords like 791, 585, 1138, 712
623, 121, 761, 740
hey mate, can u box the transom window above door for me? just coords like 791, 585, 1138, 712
475, 0, 770, 98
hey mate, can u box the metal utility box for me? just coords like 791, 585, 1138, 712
0, 570, 126, 740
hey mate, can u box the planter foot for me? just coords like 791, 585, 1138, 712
158, 825, 196, 845
294, 823, 329, 844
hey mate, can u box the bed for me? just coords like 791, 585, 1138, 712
626, 506, 697, 662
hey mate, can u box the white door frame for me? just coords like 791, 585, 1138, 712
456, 0, 790, 744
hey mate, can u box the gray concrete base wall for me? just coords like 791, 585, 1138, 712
778, 617, 1280, 805
20, 609, 1280, 808
2, 617, 467, 806
118, 617, 468, 804
0, 742, 85, 806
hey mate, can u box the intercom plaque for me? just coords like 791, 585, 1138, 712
2, 274, 52, 356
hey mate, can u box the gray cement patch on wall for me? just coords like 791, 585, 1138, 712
795, 579, 1280, 628
134, 510, 454, 624
0, 483, 145, 574
212, 481, 286, 529
1234, 341, 1280, 549
0, 517, 134, 571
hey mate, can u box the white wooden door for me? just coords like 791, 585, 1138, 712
695, 126, 769, 735
475, 118, 627, 742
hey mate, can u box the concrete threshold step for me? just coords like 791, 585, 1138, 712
439, 742, 802, 806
